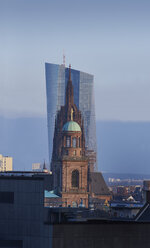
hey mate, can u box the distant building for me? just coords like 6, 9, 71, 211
51, 65, 89, 207
0, 154, 12, 171
32, 163, 42, 171
45, 62, 97, 171
32, 162, 49, 173
117, 186, 128, 196
51, 65, 111, 208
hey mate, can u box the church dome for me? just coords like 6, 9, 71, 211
62, 121, 81, 132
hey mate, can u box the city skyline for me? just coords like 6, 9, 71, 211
1, 0, 150, 121
0, 0, 150, 174
1, 2, 150, 245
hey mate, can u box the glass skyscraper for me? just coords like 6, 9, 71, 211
45, 63, 97, 171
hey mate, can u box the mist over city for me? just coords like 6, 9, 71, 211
1, 0, 150, 247
1, 0, 150, 174
1, 116, 150, 175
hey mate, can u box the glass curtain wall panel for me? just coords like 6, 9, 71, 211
45, 63, 97, 171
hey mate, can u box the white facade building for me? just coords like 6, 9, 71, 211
32, 163, 42, 171
0, 154, 13, 171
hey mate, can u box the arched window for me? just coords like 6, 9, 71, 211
72, 137, 77, 147
72, 170, 79, 188
66, 136, 71, 147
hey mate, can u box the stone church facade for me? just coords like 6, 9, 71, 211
51, 65, 89, 207
51, 65, 111, 208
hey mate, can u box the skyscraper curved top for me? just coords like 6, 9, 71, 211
45, 62, 97, 171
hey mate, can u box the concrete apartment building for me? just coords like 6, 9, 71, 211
0, 154, 13, 171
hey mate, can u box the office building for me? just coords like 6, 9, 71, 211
0, 154, 13, 171
45, 63, 97, 171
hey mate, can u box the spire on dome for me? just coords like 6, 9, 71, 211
69, 64, 72, 81
65, 64, 74, 107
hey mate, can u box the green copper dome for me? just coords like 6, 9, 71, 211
62, 121, 81, 132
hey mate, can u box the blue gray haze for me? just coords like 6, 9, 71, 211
0, 0, 150, 173
0, 116, 150, 174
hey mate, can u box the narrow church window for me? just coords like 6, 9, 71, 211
72, 137, 77, 147
79, 137, 81, 147
66, 136, 71, 147
73, 150, 76, 156
72, 170, 79, 188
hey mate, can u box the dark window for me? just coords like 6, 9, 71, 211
79, 137, 81, 147
0, 240, 23, 247
72, 137, 77, 147
72, 170, 79, 188
66, 136, 71, 147
0, 192, 14, 204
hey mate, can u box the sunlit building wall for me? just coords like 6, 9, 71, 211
32, 163, 42, 172
0, 154, 13, 171
45, 63, 97, 170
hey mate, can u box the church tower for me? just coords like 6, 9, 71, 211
51, 65, 89, 207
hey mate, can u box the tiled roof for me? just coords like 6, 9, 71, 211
90, 172, 110, 195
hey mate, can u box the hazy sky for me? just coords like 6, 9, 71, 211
1, 0, 150, 121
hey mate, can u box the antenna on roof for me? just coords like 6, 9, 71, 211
63, 50, 65, 66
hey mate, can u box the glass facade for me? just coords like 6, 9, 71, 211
45, 63, 97, 170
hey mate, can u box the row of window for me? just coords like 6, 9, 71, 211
64, 150, 82, 156
66, 137, 81, 148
